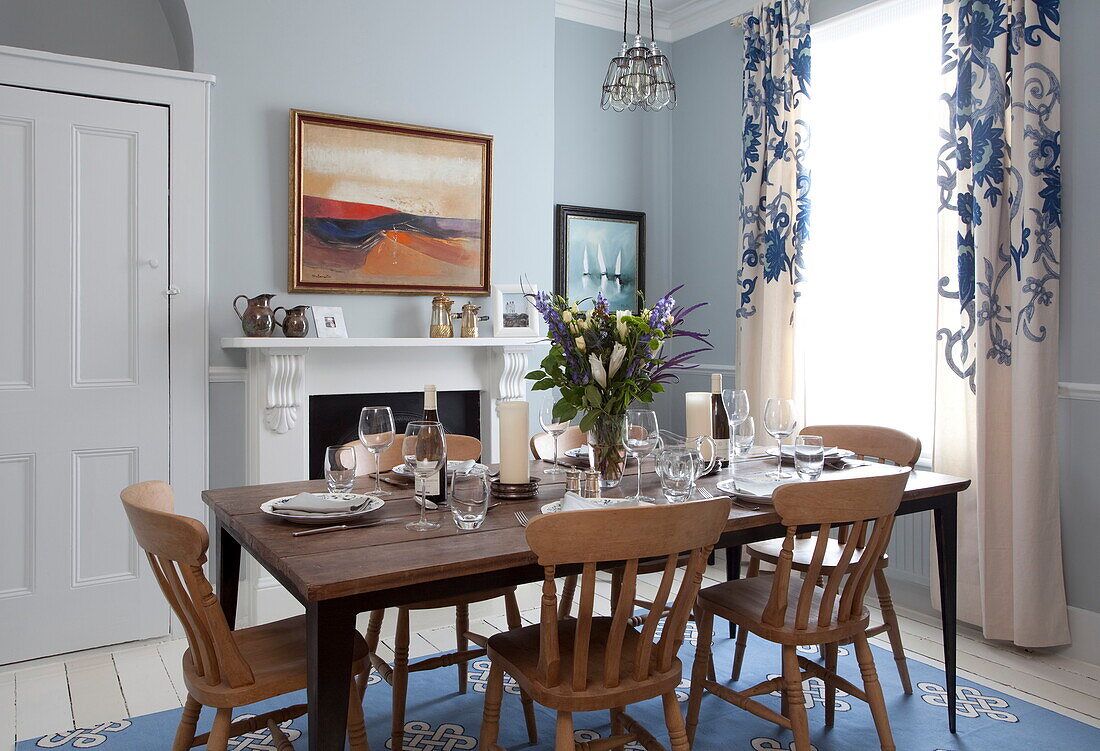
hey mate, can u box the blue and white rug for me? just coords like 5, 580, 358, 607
22, 624, 1100, 750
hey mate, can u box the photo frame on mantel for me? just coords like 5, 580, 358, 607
289, 109, 493, 296
492, 283, 540, 338
554, 204, 645, 312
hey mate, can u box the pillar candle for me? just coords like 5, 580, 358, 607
685, 392, 713, 460
498, 400, 530, 484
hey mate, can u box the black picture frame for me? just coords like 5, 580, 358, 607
554, 204, 646, 312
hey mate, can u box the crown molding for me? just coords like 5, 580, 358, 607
555, 0, 749, 43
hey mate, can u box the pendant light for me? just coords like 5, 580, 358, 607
601, 0, 676, 111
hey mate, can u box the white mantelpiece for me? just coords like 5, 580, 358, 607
221, 337, 535, 485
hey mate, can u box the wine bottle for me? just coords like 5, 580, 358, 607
422, 384, 448, 506
711, 373, 730, 467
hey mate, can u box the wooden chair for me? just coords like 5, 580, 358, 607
530, 425, 587, 462
686, 470, 910, 751
343, 434, 484, 477
119, 481, 370, 751
733, 425, 920, 693
480, 497, 731, 751
343, 434, 537, 750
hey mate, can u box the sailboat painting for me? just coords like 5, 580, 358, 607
554, 205, 646, 312
289, 110, 492, 295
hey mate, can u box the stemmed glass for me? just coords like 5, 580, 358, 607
763, 398, 798, 480
359, 407, 396, 497
625, 408, 660, 501
722, 389, 750, 462
539, 395, 572, 475
403, 420, 447, 532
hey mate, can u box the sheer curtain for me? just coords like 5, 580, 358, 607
801, 0, 941, 454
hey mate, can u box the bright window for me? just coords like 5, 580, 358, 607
800, 0, 942, 458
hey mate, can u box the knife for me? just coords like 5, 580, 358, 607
292, 517, 401, 537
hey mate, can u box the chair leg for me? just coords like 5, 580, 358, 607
360, 609, 385, 699
505, 590, 539, 744
731, 557, 760, 681
782, 646, 811, 751
455, 603, 469, 694
480, 661, 505, 751
685, 608, 713, 746
663, 691, 690, 751
854, 633, 896, 751
559, 575, 578, 619
610, 706, 625, 735
171, 695, 201, 751
347, 675, 371, 751
824, 643, 838, 728
205, 708, 233, 751
391, 607, 411, 751
555, 711, 575, 751
267, 719, 296, 751
873, 568, 912, 694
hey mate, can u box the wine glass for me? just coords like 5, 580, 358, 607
722, 389, 750, 459
763, 398, 798, 479
625, 408, 660, 501
539, 395, 572, 475
359, 406, 396, 497
403, 420, 447, 532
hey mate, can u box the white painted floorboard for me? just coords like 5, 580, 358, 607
64, 654, 127, 729
0, 673, 15, 751
111, 645, 180, 717
13, 662, 72, 742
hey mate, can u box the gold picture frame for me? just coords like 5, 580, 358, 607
289, 109, 493, 295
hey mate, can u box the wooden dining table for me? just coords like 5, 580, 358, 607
203, 456, 970, 751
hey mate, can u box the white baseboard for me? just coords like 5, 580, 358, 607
1061, 606, 1100, 667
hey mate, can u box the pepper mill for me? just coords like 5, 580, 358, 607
582, 469, 602, 499
455, 301, 490, 338
429, 293, 456, 338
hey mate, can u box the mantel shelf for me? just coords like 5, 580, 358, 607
221, 336, 540, 350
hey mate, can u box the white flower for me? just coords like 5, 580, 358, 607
608, 342, 627, 379
574, 336, 586, 352
589, 354, 607, 388
562, 309, 573, 323
664, 313, 675, 326
616, 319, 628, 340
616, 309, 633, 319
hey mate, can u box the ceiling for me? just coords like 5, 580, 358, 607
555, 0, 751, 43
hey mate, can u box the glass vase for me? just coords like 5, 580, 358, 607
587, 414, 628, 489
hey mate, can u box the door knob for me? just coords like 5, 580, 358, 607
164, 286, 181, 297
145, 258, 161, 269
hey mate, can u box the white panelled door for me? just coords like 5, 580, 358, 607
0, 85, 170, 663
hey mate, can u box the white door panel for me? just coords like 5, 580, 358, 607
0, 85, 170, 663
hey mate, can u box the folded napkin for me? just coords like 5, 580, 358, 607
726, 474, 804, 499
560, 492, 640, 512
275, 492, 365, 515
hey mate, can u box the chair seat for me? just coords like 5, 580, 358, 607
487, 618, 682, 712
184, 615, 368, 708
746, 536, 889, 571
697, 574, 870, 646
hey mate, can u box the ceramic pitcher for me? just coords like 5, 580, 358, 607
233, 293, 277, 337
274, 305, 311, 338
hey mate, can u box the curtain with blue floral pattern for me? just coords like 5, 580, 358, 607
735, 0, 811, 418
934, 0, 1068, 646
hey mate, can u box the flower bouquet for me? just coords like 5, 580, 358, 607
526, 286, 711, 487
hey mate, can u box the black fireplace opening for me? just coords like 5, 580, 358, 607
308, 390, 482, 479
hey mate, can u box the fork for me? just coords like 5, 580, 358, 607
514, 510, 530, 527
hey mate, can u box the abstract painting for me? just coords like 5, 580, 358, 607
554, 205, 645, 312
289, 110, 492, 295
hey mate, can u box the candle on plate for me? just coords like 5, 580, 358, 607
498, 400, 530, 484
685, 391, 713, 460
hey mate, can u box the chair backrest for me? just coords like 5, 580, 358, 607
801, 424, 921, 468
764, 469, 910, 631
530, 425, 586, 460
343, 434, 483, 477
120, 481, 254, 689
525, 498, 730, 690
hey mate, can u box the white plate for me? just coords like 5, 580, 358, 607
390, 461, 489, 478
715, 478, 775, 503
562, 446, 637, 464
260, 494, 385, 526
767, 446, 855, 460
540, 497, 638, 514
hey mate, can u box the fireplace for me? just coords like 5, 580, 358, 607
308, 390, 482, 479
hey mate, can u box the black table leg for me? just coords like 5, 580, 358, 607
307, 600, 356, 751
214, 518, 242, 629
725, 545, 743, 638
933, 500, 958, 733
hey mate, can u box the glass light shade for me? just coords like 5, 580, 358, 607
599, 12, 676, 112
647, 49, 676, 110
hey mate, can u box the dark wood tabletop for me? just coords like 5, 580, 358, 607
202, 458, 970, 604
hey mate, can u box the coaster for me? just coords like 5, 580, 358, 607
490, 476, 542, 500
